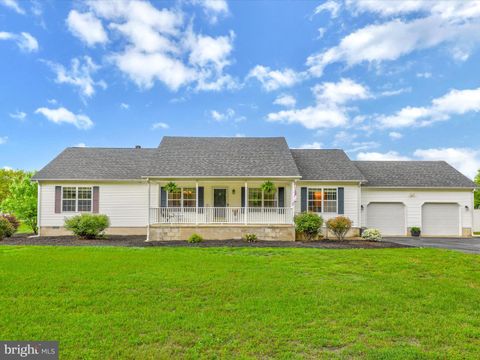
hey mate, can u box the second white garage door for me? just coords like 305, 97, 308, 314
422, 203, 460, 236
367, 203, 406, 236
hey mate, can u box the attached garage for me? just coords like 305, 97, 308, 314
367, 203, 406, 236
422, 203, 460, 236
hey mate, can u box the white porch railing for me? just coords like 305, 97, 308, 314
150, 207, 294, 225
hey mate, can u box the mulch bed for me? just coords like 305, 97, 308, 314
0, 234, 410, 249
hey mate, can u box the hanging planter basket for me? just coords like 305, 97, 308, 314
164, 181, 179, 193
261, 180, 276, 194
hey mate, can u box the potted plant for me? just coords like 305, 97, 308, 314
410, 226, 421, 237
260, 180, 276, 194
164, 181, 179, 193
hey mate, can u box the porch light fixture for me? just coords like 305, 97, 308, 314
232, 188, 236, 195
465, 205, 469, 210
361, 205, 364, 210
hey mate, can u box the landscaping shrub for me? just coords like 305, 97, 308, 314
188, 233, 203, 243
64, 214, 110, 239
410, 226, 421, 237
243, 233, 258, 243
0, 217, 14, 240
1, 214, 20, 233
326, 216, 352, 240
294, 212, 323, 241
362, 228, 382, 241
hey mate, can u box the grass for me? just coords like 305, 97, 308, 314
0, 246, 479, 359
16, 222, 34, 234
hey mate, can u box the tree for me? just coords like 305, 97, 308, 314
0, 168, 25, 205
0, 172, 38, 234
475, 170, 480, 209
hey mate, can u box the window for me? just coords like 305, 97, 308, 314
308, 188, 337, 213
77, 187, 92, 212
248, 188, 277, 208
62, 187, 76, 212
323, 188, 337, 213
248, 188, 262, 208
183, 188, 196, 208
62, 187, 92, 212
167, 187, 196, 208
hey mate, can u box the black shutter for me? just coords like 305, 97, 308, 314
55, 186, 61, 213
160, 187, 167, 207
301, 187, 307, 212
338, 187, 344, 214
278, 187, 285, 208
241, 187, 245, 207
198, 187, 204, 207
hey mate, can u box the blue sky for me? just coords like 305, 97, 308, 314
1, 0, 480, 178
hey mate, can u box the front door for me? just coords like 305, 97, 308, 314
214, 188, 227, 220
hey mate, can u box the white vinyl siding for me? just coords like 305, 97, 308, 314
367, 203, 406, 236
295, 183, 360, 227
40, 182, 149, 227
422, 203, 460, 236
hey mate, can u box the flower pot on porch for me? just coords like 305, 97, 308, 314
410, 228, 421, 237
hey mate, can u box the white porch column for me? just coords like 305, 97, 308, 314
291, 180, 296, 225
146, 179, 151, 241
195, 181, 199, 225
37, 182, 41, 237
244, 181, 248, 225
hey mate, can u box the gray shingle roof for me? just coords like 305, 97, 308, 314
147, 136, 301, 177
291, 149, 366, 181
32, 147, 159, 180
354, 161, 476, 188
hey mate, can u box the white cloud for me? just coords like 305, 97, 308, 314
267, 78, 370, 129
313, 78, 371, 104
84, 0, 235, 92
120, 103, 129, 109
0, 31, 38, 52
307, 16, 480, 76
414, 147, 480, 179
47, 56, 106, 98
416, 72, 432, 79
273, 94, 296, 108
67, 10, 108, 46
380, 87, 411, 97
210, 108, 244, 122
195, 0, 229, 23
0, 0, 25, 14
313, 1, 341, 18
9, 111, 26, 120
152, 122, 169, 130
47, 99, 57, 104
348, 141, 380, 153
0, 136, 7, 145
2, 166, 13, 170
75, 142, 87, 147
357, 151, 410, 161
298, 142, 323, 149
247, 65, 305, 91
378, 87, 480, 128
35, 107, 93, 130
389, 131, 403, 140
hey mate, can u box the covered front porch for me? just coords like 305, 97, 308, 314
147, 179, 296, 226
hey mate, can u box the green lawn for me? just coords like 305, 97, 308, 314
0, 246, 479, 359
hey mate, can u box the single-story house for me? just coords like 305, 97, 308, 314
32, 136, 476, 240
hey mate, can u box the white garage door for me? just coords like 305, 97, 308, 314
422, 203, 459, 236
367, 203, 405, 236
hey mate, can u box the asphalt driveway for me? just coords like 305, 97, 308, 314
387, 237, 480, 254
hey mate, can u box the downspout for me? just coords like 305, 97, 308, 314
146, 178, 150, 241
37, 181, 41, 237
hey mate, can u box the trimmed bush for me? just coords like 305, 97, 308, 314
243, 233, 258, 243
0, 217, 14, 240
188, 233, 203, 243
1, 214, 20, 233
294, 212, 323, 241
64, 214, 110, 239
362, 228, 382, 241
326, 216, 352, 241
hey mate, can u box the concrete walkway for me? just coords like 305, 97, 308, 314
386, 237, 480, 254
